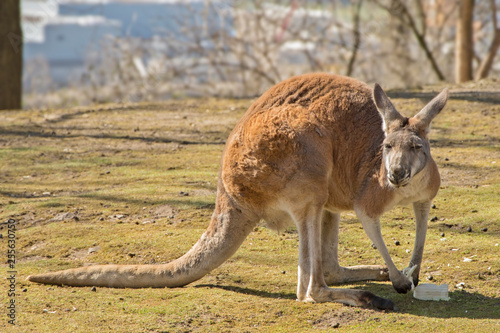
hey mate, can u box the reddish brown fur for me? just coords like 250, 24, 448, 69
222, 73, 386, 216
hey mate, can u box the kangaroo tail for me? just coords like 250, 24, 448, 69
27, 191, 257, 288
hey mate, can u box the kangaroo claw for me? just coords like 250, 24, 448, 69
402, 265, 418, 290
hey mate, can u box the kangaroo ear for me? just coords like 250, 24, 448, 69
412, 88, 448, 132
373, 83, 406, 133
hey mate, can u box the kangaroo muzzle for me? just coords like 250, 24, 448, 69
388, 167, 411, 187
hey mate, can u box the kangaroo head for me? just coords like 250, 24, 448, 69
373, 84, 448, 188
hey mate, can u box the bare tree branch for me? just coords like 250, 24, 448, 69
475, 0, 500, 80
346, 0, 364, 76
373, 0, 446, 81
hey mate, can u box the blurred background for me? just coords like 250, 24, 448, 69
1, 0, 499, 110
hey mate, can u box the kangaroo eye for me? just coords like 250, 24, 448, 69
414, 145, 423, 150
384, 144, 392, 150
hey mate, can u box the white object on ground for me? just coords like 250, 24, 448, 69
402, 265, 450, 301
413, 283, 450, 301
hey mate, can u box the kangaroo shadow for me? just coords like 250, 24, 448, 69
344, 282, 500, 319
195, 284, 296, 300
401, 289, 500, 319
196, 282, 500, 319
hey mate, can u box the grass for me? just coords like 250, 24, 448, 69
0, 90, 499, 332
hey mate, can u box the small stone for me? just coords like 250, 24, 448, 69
427, 275, 433, 281
432, 204, 437, 209
91, 286, 97, 292
88, 247, 99, 254
51, 212, 77, 222
332, 322, 340, 328
394, 240, 400, 246
282, 271, 286, 274
371, 243, 377, 249
441, 232, 445, 237
430, 216, 438, 222
128, 253, 136, 258
481, 228, 488, 232
466, 226, 472, 232
22, 288, 28, 292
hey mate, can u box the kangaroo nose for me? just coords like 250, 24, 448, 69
392, 168, 406, 179
389, 168, 409, 186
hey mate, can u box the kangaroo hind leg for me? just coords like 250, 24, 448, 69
294, 203, 395, 310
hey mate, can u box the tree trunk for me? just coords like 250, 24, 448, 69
0, 0, 23, 110
455, 0, 475, 83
